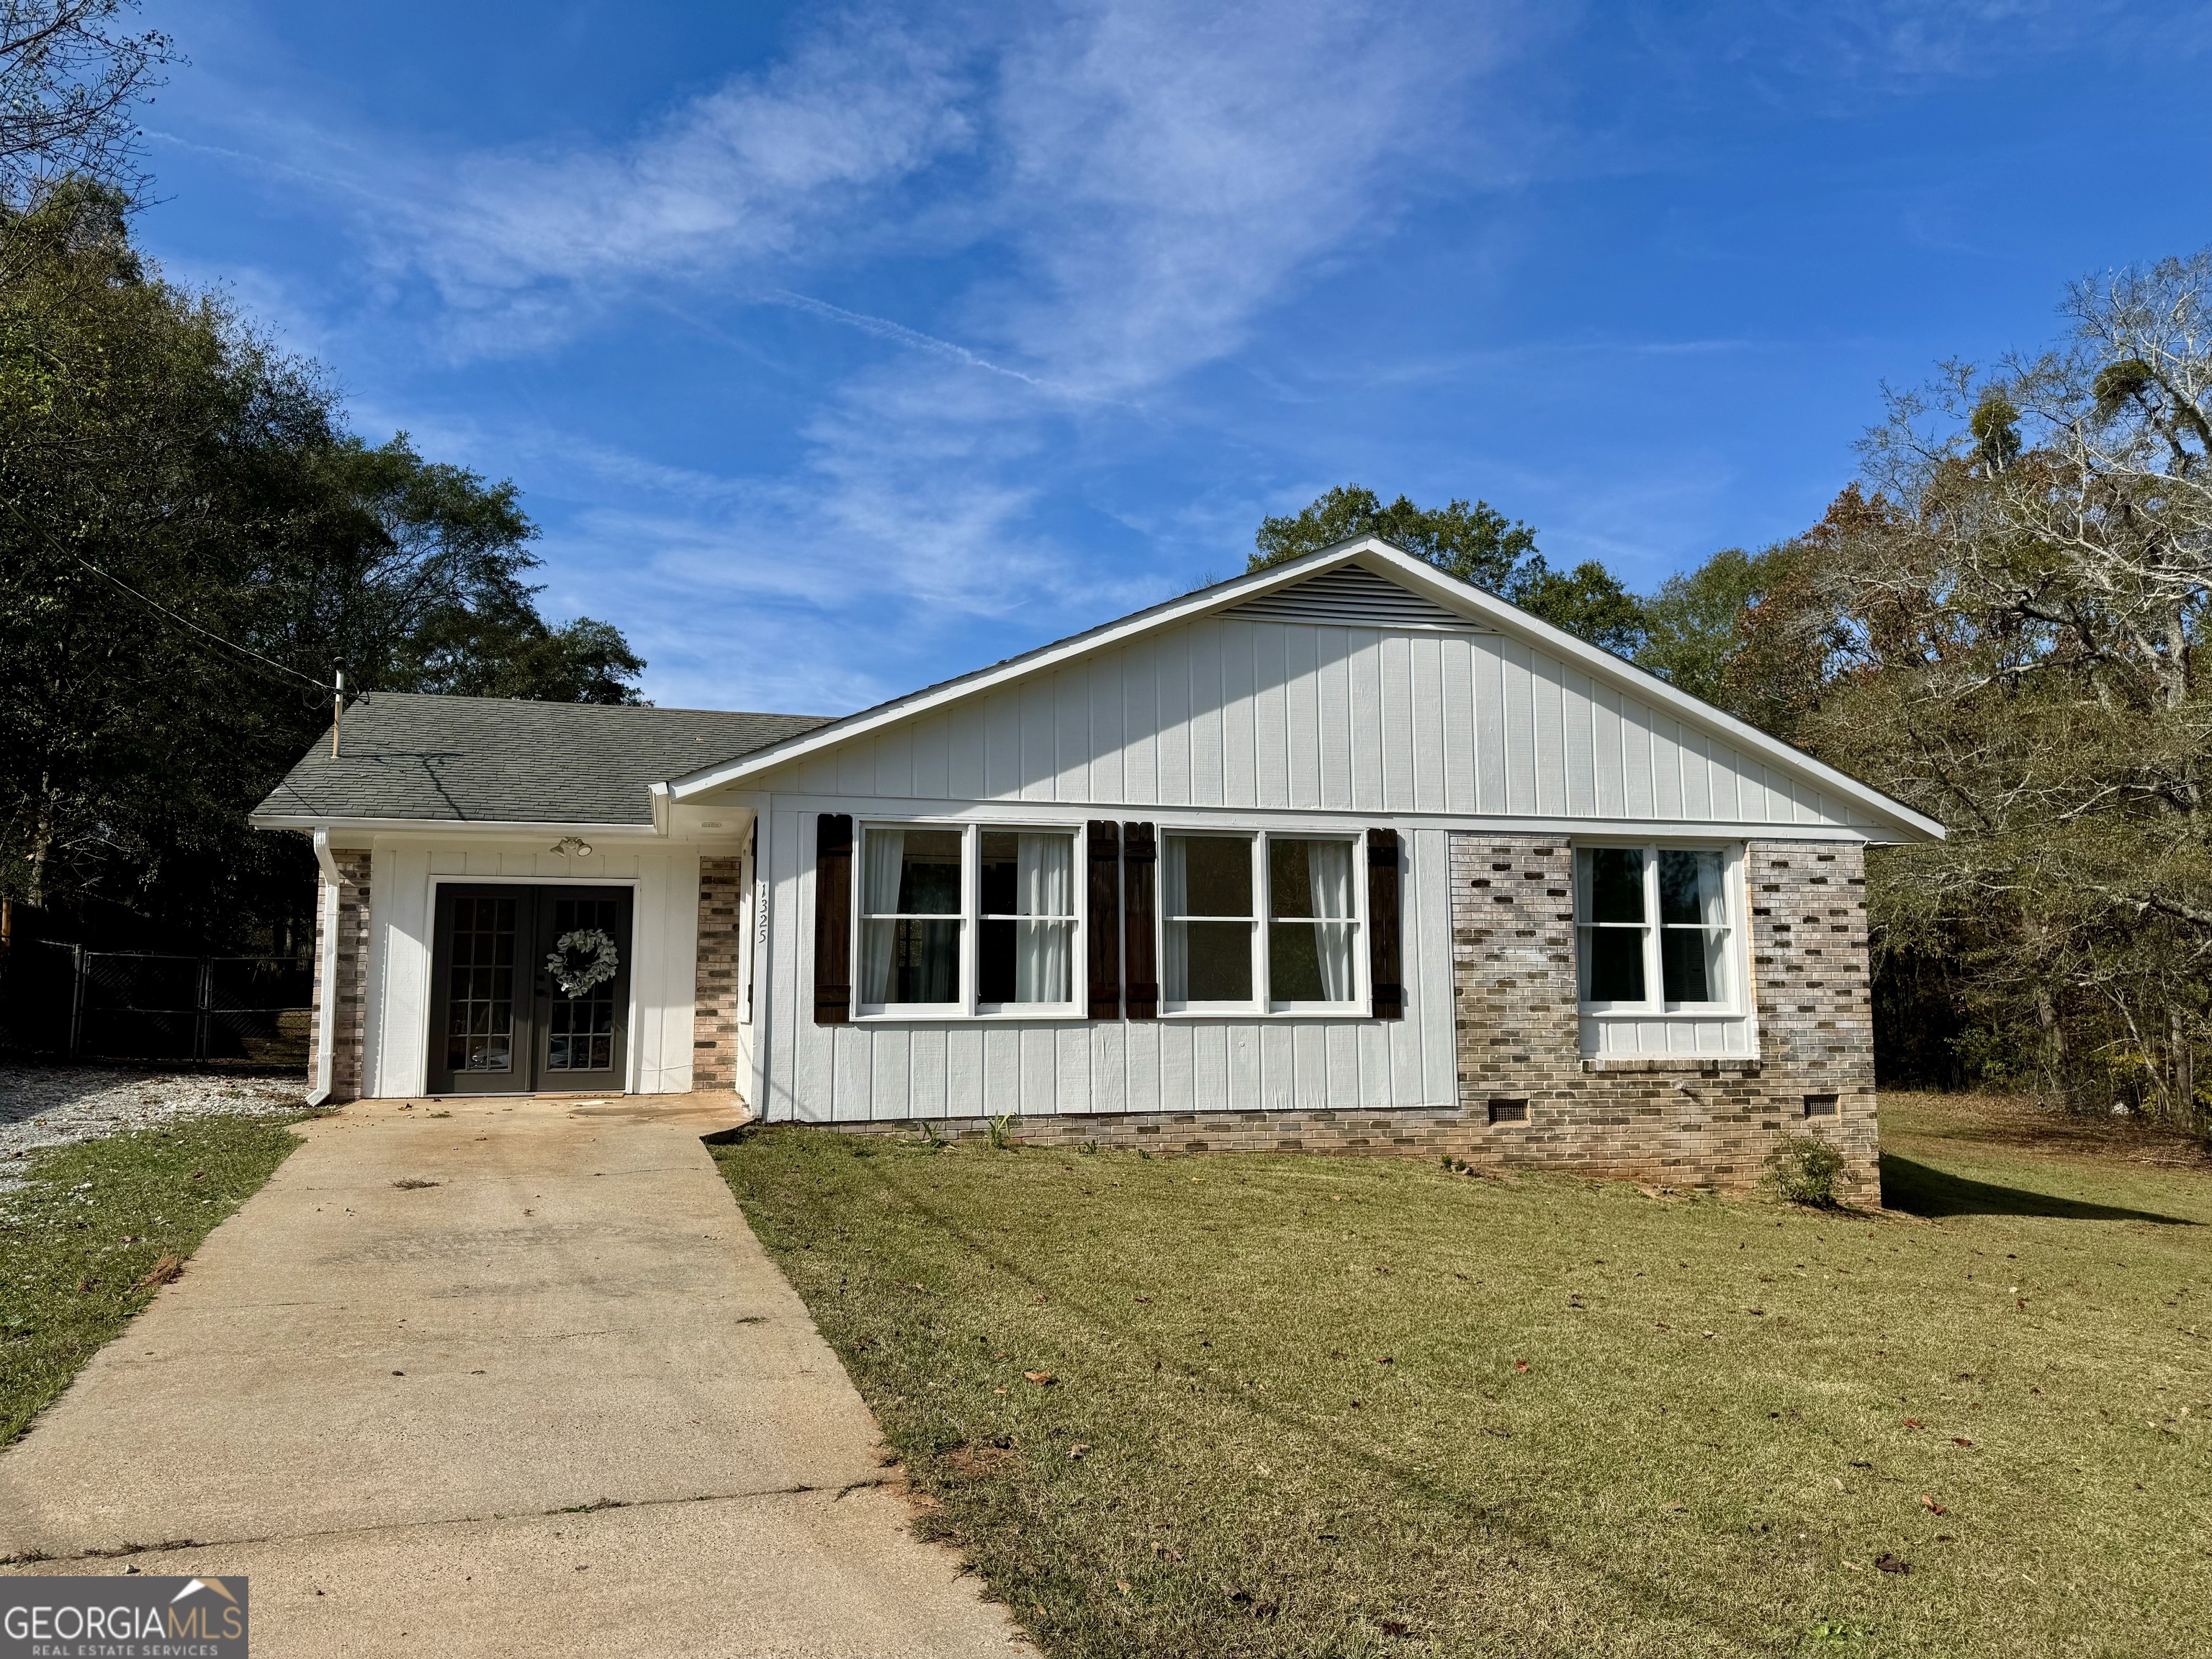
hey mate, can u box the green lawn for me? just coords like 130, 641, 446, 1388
0, 1115, 310, 1448
715, 1096, 2212, 1659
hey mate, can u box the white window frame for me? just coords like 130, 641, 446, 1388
1573, 840, 1745, 1017
852, 820, 1087, 1022
1159, 828, 1367, 1017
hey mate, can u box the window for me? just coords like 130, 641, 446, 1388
1575, 845, 1736, 1010
979, 830, 1076, 1009
1162, 831, 1362, 1011
856, 824, 1079, 1015
1163, 834, 1254, 1005
860, 827, 962, 1008
1267, 837, 1357, 1004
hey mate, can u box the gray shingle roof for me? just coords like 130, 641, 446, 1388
252, 693, 831, 827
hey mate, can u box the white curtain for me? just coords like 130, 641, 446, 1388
1160, 835, 1188, 1003
1305, 839, 1354, 1001
1014, 833, 1073, 1003
860, 829, 904, 1005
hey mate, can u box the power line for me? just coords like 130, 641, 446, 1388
6, 505, 336, 693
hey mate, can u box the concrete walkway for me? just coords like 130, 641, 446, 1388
0, 1094, 1030, 1658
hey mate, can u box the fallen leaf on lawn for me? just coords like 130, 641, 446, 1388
1920, 1494, 1947, 1516
1952, 1437, 1974, 1447
1514, 1359, 1529, 1372
1373, 1355, 1394, 1365
135, 1255, 184, 1289
1134, 1296, 1151, 1303
1661, 1501, 1686, 1512
1116, 1580, 1130, 1596
1875, 1553, 1910, 1575
1902, 1419, 1924, 1429
994, 1387, 1008, 1395
1023, 1370, 1056, 1385
1068, 1443, 1090, 1460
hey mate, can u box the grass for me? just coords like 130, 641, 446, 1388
714, 1095, 2212, 1658
0, 1114, 310, 1448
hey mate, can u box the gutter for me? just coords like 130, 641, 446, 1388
308, 828, 344, 1107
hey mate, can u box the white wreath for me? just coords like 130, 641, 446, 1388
547, 927, 620, 997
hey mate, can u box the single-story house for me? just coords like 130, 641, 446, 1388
253, 536, 1941, 1197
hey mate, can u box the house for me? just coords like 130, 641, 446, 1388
252, 537, 1942, 1197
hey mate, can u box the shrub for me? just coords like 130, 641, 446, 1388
1766, 1132, 1846, 1208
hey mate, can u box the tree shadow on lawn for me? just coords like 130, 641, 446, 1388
1881, 1153, 2199, 1224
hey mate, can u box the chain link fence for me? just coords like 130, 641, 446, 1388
2, 940, 313, 1066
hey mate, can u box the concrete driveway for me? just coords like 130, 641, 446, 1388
0, 1094, 1030, 1658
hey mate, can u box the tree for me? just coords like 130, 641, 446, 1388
1252, 484, 1537, 587
1755, 253, 2212, 1128
1250, 482, 1645, 652
0, 1, 172, 207
0, 185, 644, 953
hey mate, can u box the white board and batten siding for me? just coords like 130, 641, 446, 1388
756, 810, 1460, 1124
358, 836, 707, 1100
742, 603, 1876, 1123
750, 614, 1876, 830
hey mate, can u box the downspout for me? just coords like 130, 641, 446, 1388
308, 828, 344, 1107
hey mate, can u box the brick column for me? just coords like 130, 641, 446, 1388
692, 857, 745, 1092
307, 850, 372, 1102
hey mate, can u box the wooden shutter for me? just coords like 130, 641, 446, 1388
813, 813, 853, 1025
1122, 821, 1158, 1020
1087, 820, 1122, 1020
1367, 827, 1403, 1020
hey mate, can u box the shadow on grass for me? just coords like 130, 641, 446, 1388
1881, 1154, 2198, 1224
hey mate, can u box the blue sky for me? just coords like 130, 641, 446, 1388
143, 1, 2211, 714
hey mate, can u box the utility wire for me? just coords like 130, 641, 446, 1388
8, 505, 336, 694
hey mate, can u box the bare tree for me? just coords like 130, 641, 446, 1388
1, 0, 173, 207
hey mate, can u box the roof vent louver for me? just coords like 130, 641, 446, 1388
1224, 564, 1488, 630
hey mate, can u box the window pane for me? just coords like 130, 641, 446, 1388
1583, 848, 1645, 924
1169, 835, 1251, 917
1169, 920, 1252, 1001
1662, 927, 1727, 1003
1269, 839, 1353, 920
979, 917, 1073, 1004
863, 827, 961, 914
861, 917, 960, 1004
1270, 921, 1354, 1002
1659, 849, 1726, 925
1584, 927, 1645, 1001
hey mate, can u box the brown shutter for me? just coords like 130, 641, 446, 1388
1122, 821, 1158, 1020
1367, 827, 1403, 1020
813, 813, 853, 1025
1087, 820, 1122, 1020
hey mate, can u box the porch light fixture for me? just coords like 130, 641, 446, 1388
551, 836, 594, 858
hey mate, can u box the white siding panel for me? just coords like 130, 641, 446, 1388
1473, 636, 1506, 814
1123, 637, 1159, 806
1532, 652, 1568, 818
1089, 655, 1125, 805
1254, 621, 1290, 809
1158, 628, 1192, 806
1439, 634, 1475, 814
1222, 621, 1259, 810
1349, 629, 1385, 813
1318, 630, 1354, 811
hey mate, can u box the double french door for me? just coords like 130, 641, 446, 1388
427, 884, 634, 1095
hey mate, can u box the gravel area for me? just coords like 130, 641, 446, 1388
1, 1065, 307, 1192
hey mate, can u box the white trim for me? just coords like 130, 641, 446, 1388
253, 814, 662, 837
308, 830, 343, 1106
667, 539, 1943, 844
747, 793, 1909, 845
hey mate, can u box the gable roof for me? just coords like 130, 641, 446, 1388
250, 692, 830, 829
670, 538, 1943, 842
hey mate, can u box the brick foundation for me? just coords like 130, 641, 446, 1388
308, 849, 372, 1102
692, 856, 745, 1092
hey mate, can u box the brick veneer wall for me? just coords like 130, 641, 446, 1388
693, 857, 745, 1092
307, 850, 372, 1102
821, 835, 1879, 1202
1444, 833, 1876, 1200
